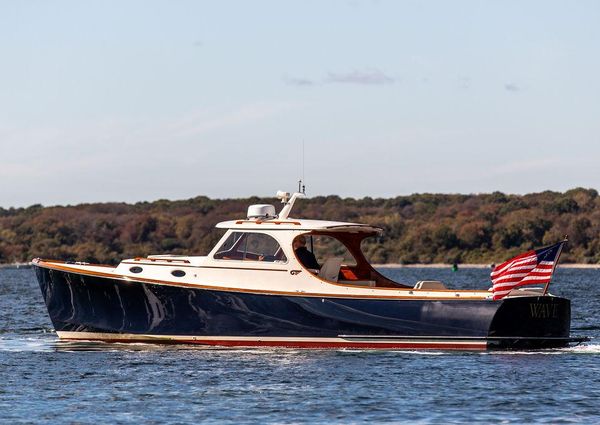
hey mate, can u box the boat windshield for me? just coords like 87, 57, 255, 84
214, 232, 287, 262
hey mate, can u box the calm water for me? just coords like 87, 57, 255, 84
1, 267, 599, 424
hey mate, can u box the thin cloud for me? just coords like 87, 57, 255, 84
346, 0, 382, 7
170, 101, 299, 138
283, 75, 316, 87
458, 76, 471, 90
491, 158, 559, 175
504, 83, 520, 93
326, 69, 395, 85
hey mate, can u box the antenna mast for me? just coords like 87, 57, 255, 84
298, 140, 306, 194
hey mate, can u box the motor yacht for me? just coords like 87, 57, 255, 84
32, 190, 585, 350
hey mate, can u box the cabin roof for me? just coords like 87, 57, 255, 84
216, 218, 382, 233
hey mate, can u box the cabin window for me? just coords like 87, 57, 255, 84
129, 266, 143, 274
171, 270, 186, 277
213, 232, 287, 262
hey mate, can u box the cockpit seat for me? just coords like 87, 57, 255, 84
319, 257, 344, 282
414, 280, 447, 290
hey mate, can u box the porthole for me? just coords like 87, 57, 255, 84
129, 266, 143, 274
171, 270, 186, 278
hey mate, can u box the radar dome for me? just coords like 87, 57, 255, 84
247, 204, 277, 220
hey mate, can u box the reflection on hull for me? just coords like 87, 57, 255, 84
35, 266, 576, 351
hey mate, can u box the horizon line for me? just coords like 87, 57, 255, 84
2, 186, 597, 210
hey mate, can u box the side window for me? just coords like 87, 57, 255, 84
213, 232, 287, 263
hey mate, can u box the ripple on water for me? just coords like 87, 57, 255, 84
1, 333, 599, 356
1, 268, 600, 424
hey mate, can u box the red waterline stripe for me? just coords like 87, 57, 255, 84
60, 336, 487, 351
182, 339, 487, 350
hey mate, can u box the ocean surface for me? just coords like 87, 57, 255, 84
1, 267, 599, 424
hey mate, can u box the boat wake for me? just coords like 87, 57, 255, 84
2, 334, 598, 355
339, 343, 600, 356
561, 343, 600, 354
479, 342, 600, 355
0, 335, 55, 353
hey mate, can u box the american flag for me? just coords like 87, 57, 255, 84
491, 241, 566, 300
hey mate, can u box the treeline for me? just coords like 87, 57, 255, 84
1, 188, 599, 265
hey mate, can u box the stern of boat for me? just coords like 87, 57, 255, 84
487, 295, 572, 349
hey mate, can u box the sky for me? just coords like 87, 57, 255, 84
1, 0, 599, 207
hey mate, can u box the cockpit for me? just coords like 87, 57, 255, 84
211, 193, 412, 289
292, 231, 410, 288
210, 227, 409, 288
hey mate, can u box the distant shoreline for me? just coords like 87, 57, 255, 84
2, 262, 599, 270
0, 263, 33, 269
374, 263, 600, 269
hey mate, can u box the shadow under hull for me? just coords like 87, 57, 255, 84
34, 266, 579, 350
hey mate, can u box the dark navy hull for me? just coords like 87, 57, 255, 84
34, 265, 576, 350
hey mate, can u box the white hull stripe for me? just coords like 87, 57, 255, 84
56, 332, 488, 348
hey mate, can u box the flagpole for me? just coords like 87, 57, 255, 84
542, 236, 568, 296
